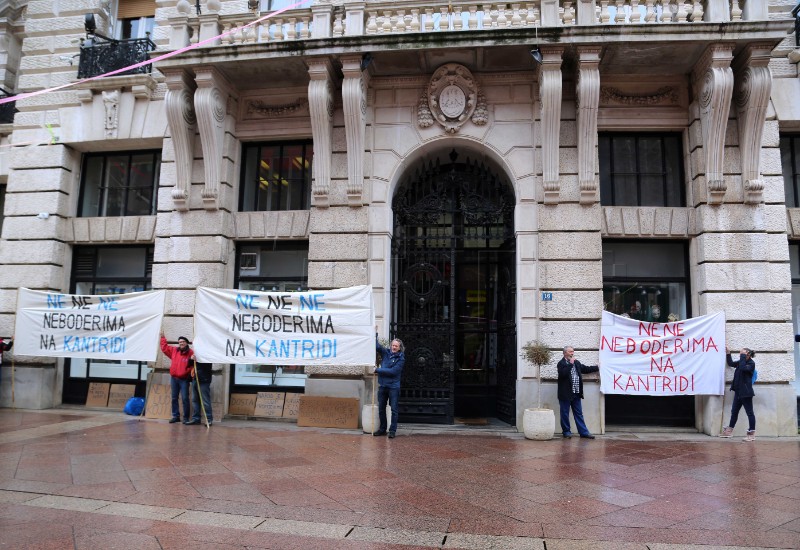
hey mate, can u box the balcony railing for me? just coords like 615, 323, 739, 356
78, 36, 157, 79
0, 88, 16, 125
173, 0, 773, 49
793, 1, 799, 47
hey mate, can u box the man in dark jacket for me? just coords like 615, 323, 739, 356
556, 346, 599, 439
186, 360, 213, 426
374, 334, 405, 439
160, 332, 194, 424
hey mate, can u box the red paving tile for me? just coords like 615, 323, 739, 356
0, 409, 799, 548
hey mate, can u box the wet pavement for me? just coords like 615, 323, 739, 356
0, 409, 799, 549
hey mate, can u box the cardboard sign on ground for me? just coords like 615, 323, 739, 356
282, 392, 301, 419
254, 392, 285, 417
107, 384, 135, 410
229, 393, 257, 416
297, 396, 359, 429
85, 382, 110, 408
145, 383, 173, 419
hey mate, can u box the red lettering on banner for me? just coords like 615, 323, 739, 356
638, 322, 653, 336
613, 374, 623, 390
662, 339, 672, 355
674, 339, 685, 353
650, 356, 674, 373
613, 336, 623, 352
640, 340, 651, 354
626, 338, 636, 353
663, 377, 672, 391
705, 337, 719, 352
600, 335, 613, 350
625, 377, 636, 391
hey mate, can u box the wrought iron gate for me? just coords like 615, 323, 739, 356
391, 150, 516, 424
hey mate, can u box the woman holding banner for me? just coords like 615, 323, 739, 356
719, 347, 756, 441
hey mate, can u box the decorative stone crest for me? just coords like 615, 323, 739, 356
102, 89, 120, 139
599, 86, 679, 106
422, 63, 481, 134
245, 99, 308, 118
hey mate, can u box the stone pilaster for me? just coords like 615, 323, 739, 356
576, 46, 602, 205
538, 46, 563, 205
307, 58, 335, 208
691, 44, 734, 205
733, 43, 772, 204
194, 66, 237, 211
163, 69, 197, 212
341, 55, 369, 206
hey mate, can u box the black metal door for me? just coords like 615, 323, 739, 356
391, 151, 515, 424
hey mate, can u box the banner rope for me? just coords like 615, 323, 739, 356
0, 1, 310, 107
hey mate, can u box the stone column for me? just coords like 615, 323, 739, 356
691, 44, 734, 205
194, 66, 238, 211
733, 43, 772, 204
576, 46, 602, 205
307, 58, 335, 208
538, 46, 564, 205
163, 69, 197, 212
341, 55, 369, 206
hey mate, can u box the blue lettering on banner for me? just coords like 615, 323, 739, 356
97, 296, 118, 311
236, 293, 260, 310
299, 293, 326, 311
252, 338, 338, 359
47, 294, 65, 308
63, 336, 126, 353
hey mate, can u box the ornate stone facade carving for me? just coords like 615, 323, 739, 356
102, 89, 120, 139
734, 43, 772, 204
341, 55, 369, 206
163, 69, 197, 211
245, 99, 308, 118
422, 63, 482, 134
692, 44, 734, 205
577, 47, 601, 205
194, 67, 236, 211
307, 58, 336, 208
599, 86, 679, 106
538, 47, 564, 205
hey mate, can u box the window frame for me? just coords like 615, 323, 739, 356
63, 245, 155, 404
239, 140, 313, 212
781, 134, 800, 208
599, 132, 686, 207
231, 241, 310, 393
77, 150, 161, 218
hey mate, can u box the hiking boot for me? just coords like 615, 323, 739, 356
743, 430, 756, 442
719, 426, 733, 438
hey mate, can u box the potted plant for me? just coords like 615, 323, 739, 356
520, 340, 555, 440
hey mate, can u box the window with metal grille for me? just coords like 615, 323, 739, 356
65, 245, 154, 398
78, 151, 160, 217
239, 141, 313, 211
599, 133, 685, 207
781, 135, 800, 208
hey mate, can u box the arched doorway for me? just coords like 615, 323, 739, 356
391, 149, 517, 425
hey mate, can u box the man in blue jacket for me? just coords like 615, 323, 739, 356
374, 332, 405, 439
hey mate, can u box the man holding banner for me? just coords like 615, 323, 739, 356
160, 332, 194, 424
557, 346, 599, 439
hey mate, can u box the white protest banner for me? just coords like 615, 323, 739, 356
193, 285, 375, 365
599, 310, 726, 396
14, 288, 166, 361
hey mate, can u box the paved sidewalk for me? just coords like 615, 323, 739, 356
0, 409, 798, 549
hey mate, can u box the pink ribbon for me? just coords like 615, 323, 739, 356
0, 1, 310, 106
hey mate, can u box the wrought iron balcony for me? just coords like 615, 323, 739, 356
77, 36, 156, 79
0, 88, 16, 125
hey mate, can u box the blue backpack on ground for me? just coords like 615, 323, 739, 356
123, 397, 145, 415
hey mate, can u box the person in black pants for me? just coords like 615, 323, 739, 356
556, 346, 599, 439
374, 332, 405, 439
719, 347, 756, 441
186, 360, 213, 426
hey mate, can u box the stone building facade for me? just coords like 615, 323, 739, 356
0, 0, 799, 435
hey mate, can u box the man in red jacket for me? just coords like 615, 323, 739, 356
160, 332, 194, 424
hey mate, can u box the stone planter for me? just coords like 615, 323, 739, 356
523, 408, 555, 440
361, 404, 391, 433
